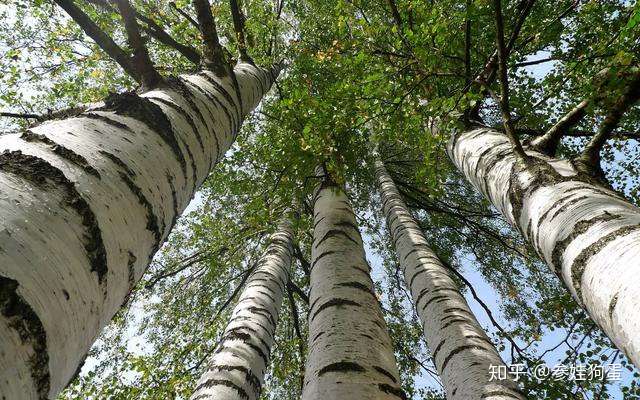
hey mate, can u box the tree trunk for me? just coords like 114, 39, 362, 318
375, 160, 523, 400
448, 126, 640, 367
189, 218, 294, 400
0, 62, 279, 399
302, 173, 405, 400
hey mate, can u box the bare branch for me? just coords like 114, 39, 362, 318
492, 0, 528, 160
387, 0, 403, 27
53, 0, 139, 80
192, 0, 228, 75
170, 1, 200, 29
529, 99, 589, 155
86, 0, 201, 65
463, 0, 472, 125
515, 127, 640, 141
114, 0, 163, 89
136, 14, 201, 65
286, 284, 306, 392
576, 68, 640, 177
287, 281, 309, 304
229, 0, 253, 64
0, 112, 41, 120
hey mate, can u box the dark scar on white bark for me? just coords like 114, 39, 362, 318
550, 213, 622, 277
229, 325, 271, 350
164, 78, 209, 129
182, 79, 237, 134
378, 383, 407, 399
571, 224, 640, 303
317, 361, 366, 376
336, 281, 373, 295
98, 150, 136, 176
441, 317, 472, 330
199, 365, 261, 394
147, 96, 206, 155
419, 293, 451, 309
165, 77, 223, 162
373, 366, 398, 383
191, 379, 249, 400
242, 68, 266, 99
311, 250, 337, 270
21, 130, 101, 179
314, 229, 359, 248
440, 344, 491, 371
246, 306, 276, 326
114, 170, 162, 246
166, 173, 181, 234
0, 151, 108, 286
196, 72, 243, 125
98, 92, 188, 180
83, 112, 135, 133
310, 298, 361, 321
126, 251, 137, 294
220, 330, 269, 366
0, 276, 50, 399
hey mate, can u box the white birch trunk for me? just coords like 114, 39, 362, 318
302, 176, 405, 400
189, 219, 294, 400
375, 161, 523, 400
448, 126, 640, 367
0, 63, 278, 399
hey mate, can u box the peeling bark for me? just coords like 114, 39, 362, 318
190, 219, 293, 400
302, 174, 405, 400
375, 161, 523, 400
0, 62, 279, 399
449, 126, 640, 367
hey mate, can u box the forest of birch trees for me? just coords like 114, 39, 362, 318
1, 0, 640, 398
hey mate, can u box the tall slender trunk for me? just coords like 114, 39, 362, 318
189, 218, 294, 400
302, 173, 405, 400
448, 126, 640, 367
375, 161, 523, 400
0, 62, 279, 399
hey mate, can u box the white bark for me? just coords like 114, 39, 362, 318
189, 219, 294, 400
448, 126, 640, 367
0, 63, 278, 399
302, 176, 405, 400
375, 161, 523, 400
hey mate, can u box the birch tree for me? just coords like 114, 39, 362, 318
0, 1, 279, 398
448, 123, 640, 367
189, 218, 294, 400
303, 167, 405, 400
444, 0, 640, 368
375, 160, 523, 400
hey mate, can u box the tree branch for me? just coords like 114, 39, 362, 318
575, 68, 640, 178
287, 280, 309, 304
463, 0, 473, 125
114, 0, 163, 89
53, 0, 139, 81
286, 284, 305, 392
192, 0, 228, 75
0, 112, 41, 120
292, 242, 311, 277
170, 1, 200, 29
515, 127, 640, 141
529, 99, 590, 155
136, 13, 201, 65
229, 0, 253, 64
492, 0, 528, 160
387, 0, 403, 27
86, 0, 201, 65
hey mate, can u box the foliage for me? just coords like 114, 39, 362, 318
1, 0, 639, 398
